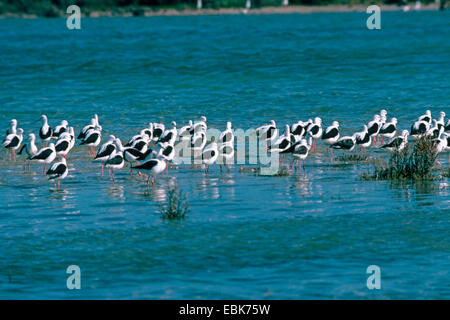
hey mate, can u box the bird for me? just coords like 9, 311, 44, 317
256, 120, 278, 147
355, 125, 372, 157
6, 119, 17, 136
193, 116, 207, 134
94, 135, 117, 175
307, 117, 323, 151
80, 127, 102, 157
46, 157, 68, 190
178, 120, 192, 140
218, 143, 234, 172
380, 130, 409, 152
378, 117, 397, 144
331, 134, 357, 152
3, 128, 24, 161
269, 125, 292, 156
152, 123, 165, 142
52, 120, 69, 139
159, 121, 177, 145
426, 120, 443, 139
115, 138, 152, 174
78, 118, 96, 140
436, 111, 446, 131
444, 119, 450, 133
39, 115, 52, 145
291, 121, 307, 139
367, 114, 381, 143
131, 157, 166, 186
201, 142, 218, 174
219, 121, 234, 146
432, 132, 448, 166
104, 149, 124, 183
17, 133, 38, 171
30, 142, 57, 174
54, 133, 73, 159
292, 138, 311, 174
157, 142, 175, 174
191, 130, 207, 154
417, 110, 432, 124
410, 119, 430, 139
321, 121, 339, 159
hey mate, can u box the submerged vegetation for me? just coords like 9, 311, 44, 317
159, 185, 189, 220
361, 136, 439, 181
0, 0, 440, 17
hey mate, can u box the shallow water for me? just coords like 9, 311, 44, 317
0, 11, 449, 299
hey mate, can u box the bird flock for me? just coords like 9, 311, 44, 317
2, 109, 450, 189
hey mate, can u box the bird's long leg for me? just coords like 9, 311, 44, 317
43, 164, 46, 175
112, 170, 116, 183
101, 162, 104, 176
146, 175, 151, 187
166, 162, 168, 175
13, 150, 16, 162
23, 161, 26, 172
8, 150, 11, 161
28, 162, 31, 173
298, 159, 302, 175
58, 180, 60, 190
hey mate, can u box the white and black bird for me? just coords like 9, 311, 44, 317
131, 157, 166, 186
39, 115, 52, 144
152, 123, 165, 142
18, 133, 38, 171
379, 117, 397, 143
219, 121, 234, 146
291, 121, 307, 139
436, 111, 446, 131
94, 135, 117, 175
30, 142, 57, 174
256, 120, 278, 146
5, 119, 17, 136
46, 157, 68, 190
269, 124, 292, 154
104, 149, 125, 182
410, 119, 430, 139
178, 120, 193, 141
3, 128, 23, 161
78, 118, 96, 140
444, 119, 450, 133
159, 121, 177, 145
417, 110, 432, 124
201, 142, 218, 174
157, 142, 175, 174
292, 138, 311, 174
52, 120, 68, 139
380, 130, 409, 152
191, 130, 207, 153
321, 121, 340, 146
116, 138, 152, 174
193, 116, 207, 134
367, 114, 381, 142
307, 117, 323, 151
355, 125, 372, 157
80, 126, 102, 156
219, 143, 234, 172
54, 132, 73, 159
331, 134, 357, 152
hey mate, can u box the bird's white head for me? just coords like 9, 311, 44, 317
17, 128, 24, 135
29, 133, 35, 140
402, 130, 409, 137
380, 109, 387, 116
270, 120, 276, 127
440, 111, 446, 118
201, 116, 207, 122
332, 121, 339, 127
226, 121, 232, 129
426, 110, 431, 116
61, 120, 68, 127
391, 117, 398, 124
172, 121, 177, 128
314, 117, 322, 125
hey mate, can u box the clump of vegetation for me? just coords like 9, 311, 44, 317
159, 185, 189, 220
361, 136, 438, 181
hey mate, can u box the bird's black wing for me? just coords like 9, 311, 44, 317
80, 132, 99, 145
6, 136, 20, 148
47, 163, 66, 176
202, 150, 216, 160
133, 159, 157, 170
105, 154, 123, 165
95, 144, 115, 159
322, 128, 338, 140
331, 139, 353, 150
17, 144, 26, 155
55, 140, 69, 152
379, 124, 395, 134
31, 148, 53, 160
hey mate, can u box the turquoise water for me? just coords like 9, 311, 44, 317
0, 11, 449, 299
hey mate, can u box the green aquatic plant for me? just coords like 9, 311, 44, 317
159, 186, 189, 220
361, 136, 438, 181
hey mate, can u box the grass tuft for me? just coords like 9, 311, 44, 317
159, 185, 189, 220
361, 136, 438, 181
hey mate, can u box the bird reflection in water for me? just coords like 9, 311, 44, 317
107, 184, 125, 199
199, 176, 219, 199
